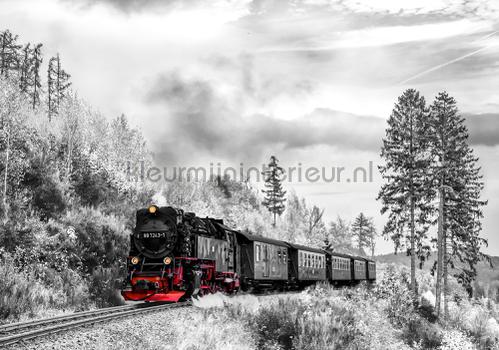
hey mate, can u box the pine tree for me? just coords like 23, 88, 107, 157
378, 89, 434, 294
351, 212, 375, 255
19, 43, 32, 93
0, 30, 21, 78
30, 44, 43, 109
448, 150, 488, 295
17, 43, 42, 109
47, 53, 71, 120
261, 155, 286, 227
428, 91, 488, 319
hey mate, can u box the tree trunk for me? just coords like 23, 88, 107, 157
410, 193, 416, 293
443, 230, 449, 321
33, 73, 38, 109
409, 109, 416, 294
3, 129, 10, 222
435, 183, 444, 318
66, 134, 72, 181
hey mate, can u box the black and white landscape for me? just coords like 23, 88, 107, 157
0, 0, 498, 349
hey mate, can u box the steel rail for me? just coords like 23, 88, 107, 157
0, 302, 190, 347
0, 304, 140, 334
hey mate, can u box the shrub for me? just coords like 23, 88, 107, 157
439, 329, 475, 350
221, 284, 413, 350
88, 266, 125, 307
0, 253, 56, 321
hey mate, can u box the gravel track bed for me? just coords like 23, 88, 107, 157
5, 306, 195, 350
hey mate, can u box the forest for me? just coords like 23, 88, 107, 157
0, 29, 369, 320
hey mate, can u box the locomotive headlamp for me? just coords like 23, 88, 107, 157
148, 205, 158, 214
163, 257, 172, 265
131, 256, 140, 265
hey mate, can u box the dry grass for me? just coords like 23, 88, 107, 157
185, 266, 499, 350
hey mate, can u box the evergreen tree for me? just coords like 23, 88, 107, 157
19, 43, 32, 93
30, 44, 43, 109
18, 43, 42, 109
47, 53, 71, 120
351, 212, 375, 255
261, 155, 286, 227
428, 91, 488, 319
0, 30, 21, 78
378, 89, 434, 293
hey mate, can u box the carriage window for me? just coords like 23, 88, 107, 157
256, 245, 261, 262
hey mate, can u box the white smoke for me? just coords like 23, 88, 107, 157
152, 190, 167, 206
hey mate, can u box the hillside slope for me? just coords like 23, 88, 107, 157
375, 252, 499, 286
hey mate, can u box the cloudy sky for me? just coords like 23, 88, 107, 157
1, 0, 498, 254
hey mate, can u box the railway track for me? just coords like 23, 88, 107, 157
0, 301, 190, 347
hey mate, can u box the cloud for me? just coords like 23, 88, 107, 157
59, 0, 191, 12
143, 69, 499, 165
144, 73, 385, 164
465, 113, 499, 146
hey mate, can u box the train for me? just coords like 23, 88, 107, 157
121, 205, 376, 302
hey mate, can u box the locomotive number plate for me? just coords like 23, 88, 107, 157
140, 232, 168, 239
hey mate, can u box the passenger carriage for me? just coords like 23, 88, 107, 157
367, 259, 376, 280
329, 252, 353, 284
353, 256, 368, 281
286, 243, 327, 287
235, 232, 289, 291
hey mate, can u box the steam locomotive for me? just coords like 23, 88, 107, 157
121, 205, 376, 302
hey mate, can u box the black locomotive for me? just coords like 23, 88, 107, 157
121, 205, 376, 302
